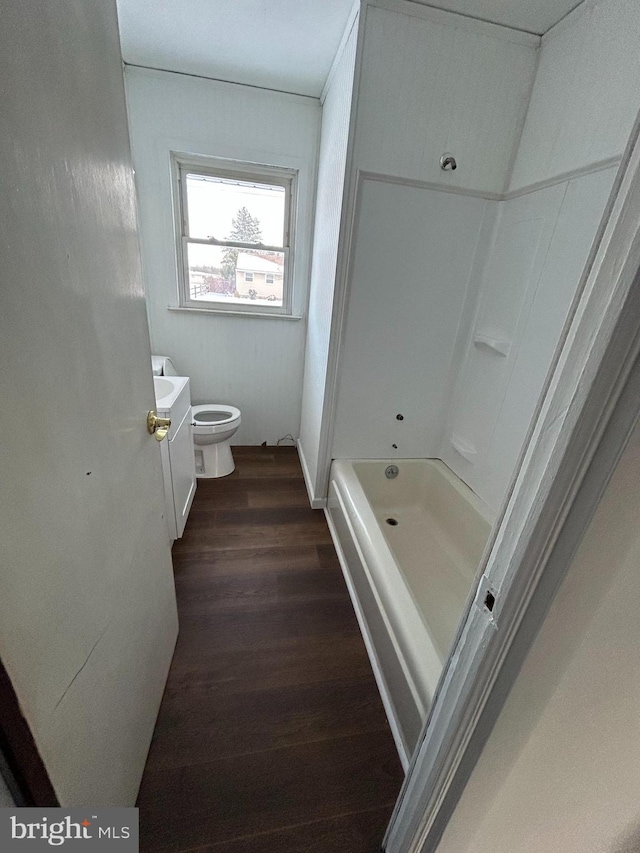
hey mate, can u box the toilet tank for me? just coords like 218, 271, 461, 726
151, 355, 178, 376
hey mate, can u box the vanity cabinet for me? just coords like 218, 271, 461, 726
156, 377, 197, 541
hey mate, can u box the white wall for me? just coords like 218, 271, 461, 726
326, 2, 538, 477
440, 0, 640, 510
509, 0, 640, 191
441, 167, 617, 510
332, 179, 496, 460
354, 3, 537, 194
125, 67, 320, 445
299, 11, 358, 501
437, 417, 640, 853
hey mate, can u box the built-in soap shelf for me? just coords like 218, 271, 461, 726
472, 331, 510, 357
450, 434, 477, 462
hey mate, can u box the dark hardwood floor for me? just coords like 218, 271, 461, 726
137, 446, 403, 853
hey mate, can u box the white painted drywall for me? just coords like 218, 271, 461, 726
437, 417, 640, 853
316, 2, 538, 490
0, 0, 177, 805
509, 0, 640, 190
389, 0, 583, 35
117, 0, 354, 98
332, 180, 496, 460
354, 4, 538, 194
299, 13, 358, 500
125, 66, 320, 445
441, 167, 616, 510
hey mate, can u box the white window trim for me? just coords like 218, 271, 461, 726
170, 152, 298, 317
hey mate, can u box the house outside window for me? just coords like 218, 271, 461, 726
172, 154, 296, 316
236, 255, 283, 301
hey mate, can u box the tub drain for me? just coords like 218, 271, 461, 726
386, 517, 399, 526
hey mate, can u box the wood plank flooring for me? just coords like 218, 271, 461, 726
137, 446, 403, 853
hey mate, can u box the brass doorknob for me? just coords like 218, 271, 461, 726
147, 410, 171, 441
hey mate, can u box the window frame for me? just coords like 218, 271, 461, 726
171, 153, 297, 317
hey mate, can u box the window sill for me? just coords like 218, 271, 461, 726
167, 306, 303, 321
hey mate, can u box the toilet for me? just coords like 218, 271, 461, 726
152, 355, 242, 478
191, 404, 242, 478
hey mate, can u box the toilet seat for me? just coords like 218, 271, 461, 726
191, 403, 241, 432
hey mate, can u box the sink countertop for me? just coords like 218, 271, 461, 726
153, 375, 189, 412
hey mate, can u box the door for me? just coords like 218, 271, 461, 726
0, 0, 178, 806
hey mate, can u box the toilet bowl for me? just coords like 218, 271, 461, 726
191, 404, 242, 478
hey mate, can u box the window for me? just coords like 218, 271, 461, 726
173, 154, 296, 315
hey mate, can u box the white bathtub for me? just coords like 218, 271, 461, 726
326, 458, 493, 768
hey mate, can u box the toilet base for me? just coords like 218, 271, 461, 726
195, 439, 235, 478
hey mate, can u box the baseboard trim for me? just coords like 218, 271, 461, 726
296, 439, 327, 509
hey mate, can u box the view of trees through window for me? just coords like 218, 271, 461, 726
183, 171, 287, 308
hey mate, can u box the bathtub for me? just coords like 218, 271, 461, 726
326, 458, 493, 768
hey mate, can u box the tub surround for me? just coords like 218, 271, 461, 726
302, 0, 640, 514
300, 0, 538, 505
441, 166, 617, 509
331, 180, 496, 463
327, 458, 492, 766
